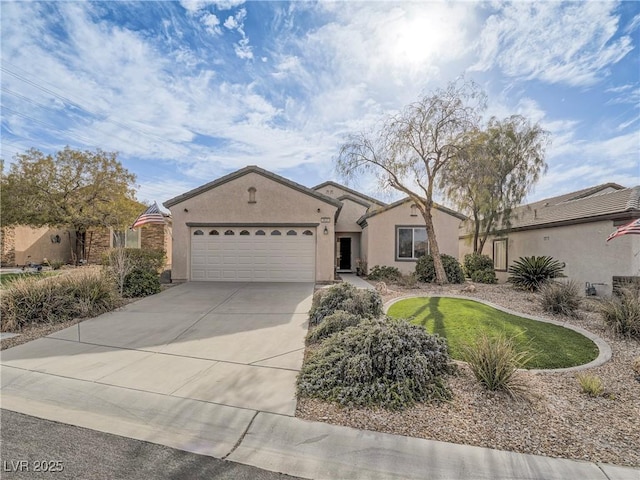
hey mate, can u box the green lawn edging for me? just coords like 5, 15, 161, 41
385, 295, 610, 372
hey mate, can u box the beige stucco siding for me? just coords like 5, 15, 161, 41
364, 202, 461, 275
168, 172, 337, 282
459, 220, 640, 296
335, 198, 367, 233
13, 226, 72, 266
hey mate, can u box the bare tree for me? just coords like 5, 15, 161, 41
337, 79, 485, 284
442, 115, 549, 254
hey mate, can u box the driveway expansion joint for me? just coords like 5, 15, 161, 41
223, 410, 259, 460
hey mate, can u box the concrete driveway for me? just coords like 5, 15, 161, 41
1, 282, 312, 455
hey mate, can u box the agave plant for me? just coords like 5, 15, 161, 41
507, 256, 565, 291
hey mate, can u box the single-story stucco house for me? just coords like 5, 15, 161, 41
163, 166, 465, 283
0, 221, 172, 268
459, 183, 640, 296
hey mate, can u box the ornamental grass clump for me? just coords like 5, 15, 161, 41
461, 333, 532, 397
576, 373, 604, 397
306, 310, 362, 344
1, 269, 120, 332
599, 287, 640, 339
539, 280, 582, 317
297, 318, 455, 410
309, 282, 383, 326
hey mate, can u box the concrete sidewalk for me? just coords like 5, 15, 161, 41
1, 365, 637, 480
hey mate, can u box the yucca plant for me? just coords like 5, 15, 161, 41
507, 256, 565, 291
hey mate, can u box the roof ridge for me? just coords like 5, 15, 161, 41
312, 180, 388, 207
626, 186, 640, 211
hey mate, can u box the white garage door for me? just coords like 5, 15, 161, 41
190, 227, 316, 282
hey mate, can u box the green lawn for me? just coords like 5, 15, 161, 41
387, 297, 599, 369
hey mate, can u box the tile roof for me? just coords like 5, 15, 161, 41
312, 181, 388, 207
357, 197, 466, 226
497, 183, 640, 230
163, 165, 342, 209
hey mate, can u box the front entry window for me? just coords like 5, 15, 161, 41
397, 227, 428, 260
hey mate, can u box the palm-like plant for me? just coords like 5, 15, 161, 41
507, 256, 565, 291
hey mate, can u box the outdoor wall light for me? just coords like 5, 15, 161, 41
323, 226, 329, 235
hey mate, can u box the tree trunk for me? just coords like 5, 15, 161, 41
473, 211, 481, 253
74, 230, 86, 265
422, 208, 448, 285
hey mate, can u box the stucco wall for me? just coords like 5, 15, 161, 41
12, 226, 73, 266
335, 198, 368, 233
459, 220, 640, 296
167, 172, 338, 282
364, 202, 462, 275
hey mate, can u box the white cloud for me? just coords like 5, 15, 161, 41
223, 8, 252, 59
179, 0, 244, 14
473, 2, 634, 86
201, 12, 221, 35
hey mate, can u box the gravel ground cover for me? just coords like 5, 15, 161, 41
297, 281, 640, 467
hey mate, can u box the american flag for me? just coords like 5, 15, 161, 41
607, 218, 640, 242
132, 202, 165, 229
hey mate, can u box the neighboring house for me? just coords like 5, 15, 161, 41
1, 225, 73, 266
458, 183, 640, 296
163, 166, 465, 283
0, 221, 172, 268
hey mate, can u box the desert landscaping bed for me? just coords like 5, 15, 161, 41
296, 282, 640, 467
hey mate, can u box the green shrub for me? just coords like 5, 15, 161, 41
470, 269, 497, 284
103, 248, 165, 274
0, 270, 120, 331
415, 254, 464, 284
599, 287, 640, 339
309, 283, 383, 326
123, 269, 161, 298
46, 259, 65, 270
367, 265, 402, 282
539, 280, 582, 317
463, 253, 494, 277
461, 333, 532, 397
576, 373, 604, 397
306, 310, 363, 344
297, 318, 455, 409
396, 273, 419, 289
507, 256, 565, 291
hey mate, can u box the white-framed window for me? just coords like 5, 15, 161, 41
396, 227, 428, 260
111, 228, 141, 248
493, 238, 508, 271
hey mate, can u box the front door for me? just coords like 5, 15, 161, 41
339, 238, 351, 270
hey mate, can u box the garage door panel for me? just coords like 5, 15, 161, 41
191, 227, 315, 282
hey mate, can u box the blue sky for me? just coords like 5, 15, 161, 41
2, 1, 639, 209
